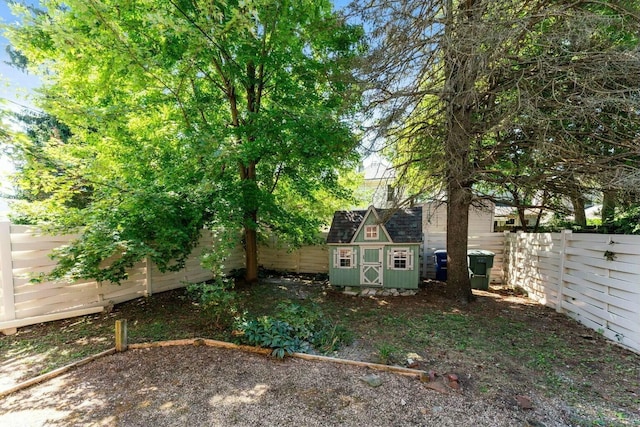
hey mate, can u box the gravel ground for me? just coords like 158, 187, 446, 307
0, 345, 574, 426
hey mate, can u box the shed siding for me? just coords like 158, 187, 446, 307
422, 201, 494, 234
383, 245, 420, 289
328, 246, 360, 286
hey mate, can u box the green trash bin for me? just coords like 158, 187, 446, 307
467, 250, 495, 290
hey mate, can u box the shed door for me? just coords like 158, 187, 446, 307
360, 246, 383, 287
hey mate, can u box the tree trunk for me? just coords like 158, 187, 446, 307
572, 194, 586, 228
242, 62, 263, 284
244, 215, 259, 283
602, 189, 616, 231
241, 162, 259, 283
517, 207, 528, 232
446, 184, 473, 302
444, 114, 474, 302
442, 0, 475, 303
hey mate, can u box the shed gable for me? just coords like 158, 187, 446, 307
353, 208, 390, 243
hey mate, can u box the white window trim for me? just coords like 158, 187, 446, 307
334, 248, 357, 269
364, 225, 379, 240
387, 247, 414, 271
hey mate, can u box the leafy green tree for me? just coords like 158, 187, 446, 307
5, 0, 364, 283
353, 0, 640, 301
4, 110, 81, 206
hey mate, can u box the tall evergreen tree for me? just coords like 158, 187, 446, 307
353, 0, 640, 301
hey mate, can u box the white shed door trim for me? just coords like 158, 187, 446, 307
360, 246, 383, 287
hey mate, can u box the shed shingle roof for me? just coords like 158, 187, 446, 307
326, 206, 422, 244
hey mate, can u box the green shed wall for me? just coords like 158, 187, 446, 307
328, 245, 360, 286
382, 245, 420, 289
329, 244, 420, 289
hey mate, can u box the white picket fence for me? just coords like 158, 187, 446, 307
504, 231, 640, 353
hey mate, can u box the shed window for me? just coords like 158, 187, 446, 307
388, 248, 414, 270
364, 225, 379, 240
334, 248, 356, 269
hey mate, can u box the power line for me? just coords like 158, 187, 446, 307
1, 97, 42, 114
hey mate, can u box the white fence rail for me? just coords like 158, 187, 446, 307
504, 231, 640, 353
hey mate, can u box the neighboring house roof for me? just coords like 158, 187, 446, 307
494, 206, 542, 218
494, 206, 515, 218
327, 206, 422, 244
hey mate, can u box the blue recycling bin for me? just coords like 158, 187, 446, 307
434, 250, 447, 281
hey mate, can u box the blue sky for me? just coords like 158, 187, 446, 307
0, 0, 42, 112
1, 1, 42, 199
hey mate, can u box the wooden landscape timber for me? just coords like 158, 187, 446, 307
0, 348, 117, 399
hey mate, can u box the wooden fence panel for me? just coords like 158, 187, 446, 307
0, 222, 245, 332
257, 234, 329, 274
0, 222, 13, 322
504, 232, 563, 308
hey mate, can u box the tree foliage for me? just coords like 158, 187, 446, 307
5, 0, 365, 283
4, 110, 79, 207
353, 0, 640, 301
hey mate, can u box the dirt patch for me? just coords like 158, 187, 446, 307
1, 345, 568, 427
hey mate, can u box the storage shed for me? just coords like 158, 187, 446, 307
326, 206, 422, 289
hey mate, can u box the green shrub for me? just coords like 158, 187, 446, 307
187, 278, 240, 328
239, 317, 310, 358
610, 206, 640, 234
235, 301, 352, 358
376, 342, 400, 365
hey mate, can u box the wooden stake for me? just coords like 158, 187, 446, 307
115, 319, 128, 352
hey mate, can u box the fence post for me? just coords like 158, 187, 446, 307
514, 230, 523, 287
502, 231, 511, 286
145, 256, 153, 297
115, 319, 128, 352
556, 229, 571, 313
0, 221, 17, 333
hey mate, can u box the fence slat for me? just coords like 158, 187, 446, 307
556, 230, 570, 313
0, 221, 15, 324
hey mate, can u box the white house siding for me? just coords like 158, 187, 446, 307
421, 201, 496, 279
422, 201, 494, 235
